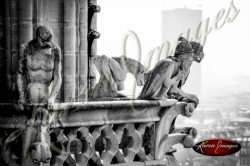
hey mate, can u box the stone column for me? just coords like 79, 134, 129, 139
4, 0, 33, 100
4, 0, 12, 94
0, 0, 6, 101
33, 0, 43, 35
88, 0, 100, 91
18, 0, 33, 50
63, 0, 76, 102
18, 1, 34, 165
48, 0, 64, 102
79, 0, 88, 101
88, 0, 98, 55
10, 0, 18, 81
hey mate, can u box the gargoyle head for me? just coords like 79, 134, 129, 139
174, 37, 194, 57
36, 25, 53, 48
174, 37, 204, 63
190, 41, 204, 63
123, 56, 145, 86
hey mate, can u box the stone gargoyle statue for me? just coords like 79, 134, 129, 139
15, 25, 62, 165
17, 25, 62, 110
139, 37, 204, 108
89, 55, 145, 100
89, 37, 204, 105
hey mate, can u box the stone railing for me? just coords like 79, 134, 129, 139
0, 99, 197, 166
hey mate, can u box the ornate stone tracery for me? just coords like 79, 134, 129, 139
0, 99, 198, 166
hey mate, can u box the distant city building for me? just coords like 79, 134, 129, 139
193, 156, 238, 166
237, 107, 250, 118
176, 108, 223, 130
235, 137, 250, 166
176, 106, 250, 166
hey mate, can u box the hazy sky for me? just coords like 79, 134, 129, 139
97, 0, 250, 94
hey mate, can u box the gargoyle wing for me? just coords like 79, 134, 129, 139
138, 59, 173, 99
109, 57, 126, 81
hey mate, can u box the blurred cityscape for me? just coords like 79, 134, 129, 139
98, 2, 250, 165
175, 75, 250, 166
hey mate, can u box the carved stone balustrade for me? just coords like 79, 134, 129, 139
0, 99, 197, 166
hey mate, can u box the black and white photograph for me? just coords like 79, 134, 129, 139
0, 0, 249, 166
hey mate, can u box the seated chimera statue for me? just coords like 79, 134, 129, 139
17, 25, 62, 110
139, 37, 204, 107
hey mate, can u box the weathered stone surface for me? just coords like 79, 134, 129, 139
50, 129, 69, 166
115, 124, 142, 163
92, 125, 119, 165
66, 127, 95, 166
63, 0, 76, 102
0, 99, 198, 166
90, 55, 145, 100
78, 0, 89, 101
17, 25, 62, 110
137, 123, 154, 161
0, 1, 204, 166
155, 102, 197, 160
139, 37, 204, 107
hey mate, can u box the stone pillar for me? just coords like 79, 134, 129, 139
63, 0, 76, 102
10, 0, 18, 82
0, 0, 6, 101
48, 0, 63, 46
18, 0, 33, 51
34, 0, 44, 26
2, 0, 33, 100
48, 0, 64, 102
88, 0, 98, 55
78, 0, 88, 101
79, 0, 88, 101
88, 0, 100, 91
4, 0, 12, 92
17, 0, 33, 103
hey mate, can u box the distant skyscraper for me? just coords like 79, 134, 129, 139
162, 8, 202, 95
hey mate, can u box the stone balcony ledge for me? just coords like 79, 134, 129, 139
0, 99, 178, 129
0, 99, 196, 166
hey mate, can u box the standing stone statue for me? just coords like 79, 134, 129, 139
17, 25, 62, 110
